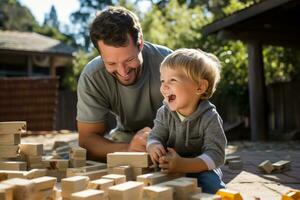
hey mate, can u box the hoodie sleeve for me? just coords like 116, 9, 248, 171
147, 106, 169, 150
200, 112, 227, 168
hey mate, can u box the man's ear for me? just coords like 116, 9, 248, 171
138, 37, 144, 51
196, 79, 208, 95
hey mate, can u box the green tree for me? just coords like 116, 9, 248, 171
44, 5, 59, 29
0, 0, 38, 31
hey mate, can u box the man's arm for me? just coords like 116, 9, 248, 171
78, 121, 128, 161
78, 121, 150, 161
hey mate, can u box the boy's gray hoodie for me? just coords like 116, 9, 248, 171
148, 100, 227, 168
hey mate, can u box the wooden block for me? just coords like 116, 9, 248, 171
28, 163, 44, 169
61, 176, 90, 198
46, 159, 69, 170
272, 160, 291, 172
228, 160, 243, 170
20, 143, 43, 156
0, 183, 13, 200
70, 159, 86, 168
0, 170, 26, 179
1, 178, 36, 200
225, 155, 241, 164
26, 155, 42, 164
143, 185, 173, 200
137, 172, 182, 186
70, 147, 87, 159
0, 161, 27, 171
102, 174, 126, 185
172, 177, 197, 189
46, 170, 66, 181
25, 169, 47, 179
0, 145, 19, 158
32, 176, 57, 191
0, 172, 8, 181
88, 179, 114, 197
35, 188, 55, 200
0, 134, 21, 145
258, 160, 274, 174
132, 167, 153, 181
0, 121, 26, 134
107, 152, 151, 168
216, 189, 243, 200
52, 141, 69, 150
76, 169, 108, 181
71, 189, 105, 200
108, 181, 143, 200
158, 179, 196, 200
109, 165, 133, 181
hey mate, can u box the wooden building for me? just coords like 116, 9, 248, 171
0, 31, 75, 131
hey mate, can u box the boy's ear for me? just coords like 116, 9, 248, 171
196, 79, 208, 95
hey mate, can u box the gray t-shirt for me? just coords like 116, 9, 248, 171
77, 42, 172, 132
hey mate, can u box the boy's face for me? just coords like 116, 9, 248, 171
98, 36, 143, 86
160, 67, 202, 116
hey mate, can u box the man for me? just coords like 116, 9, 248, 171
77, 6, 172, 161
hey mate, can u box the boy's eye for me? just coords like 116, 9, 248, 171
170, 78, 177, 82
160, 80, 165, 83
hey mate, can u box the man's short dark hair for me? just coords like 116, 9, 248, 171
90, 6, 143, 50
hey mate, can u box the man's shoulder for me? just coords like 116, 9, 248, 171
143, 42, 173, 57
81, 56, 106, 77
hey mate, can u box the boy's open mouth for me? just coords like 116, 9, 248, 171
167, 94, 176, 103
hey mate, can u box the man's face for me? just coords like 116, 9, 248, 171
98, 36, 143, 86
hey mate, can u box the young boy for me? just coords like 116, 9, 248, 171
147, 48, 227, 194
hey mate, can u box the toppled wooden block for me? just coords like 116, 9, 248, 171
70, 147, 87, 159
0, 134, 21, 145
71, 189, 105, 200
137, 172, 182, 186
0, 121, 26, 134
0, 170, 26, 179
132, 167, 152, 181
19, 143, 43, 156
143, 185, 173, 200
61, 176, 90, 199
102, 174, 126, 185
0, 161, 27, 171
225, 155, 241, 164
108, 181, 144, 200
228, 160, 243, 170
52, 141, 68, 150
107, 152, 151, 168
216, 189, 243, 200
108, 165, 133, 181
32, 176, 57, 191
1, 178, 36, 200
258, 160, 274, 174
0, 145, 19, 158
0, 183, 13, 200
88, 178, 114, 197
272, 160, 291, 172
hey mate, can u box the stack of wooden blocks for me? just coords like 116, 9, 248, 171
20, 143, 44, 169
0, 121, 27, 171
69, 147, 87, 168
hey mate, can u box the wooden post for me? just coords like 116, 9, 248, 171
27, 56, 33, 76
50, 56, 56, 77
247, 41, 267, 141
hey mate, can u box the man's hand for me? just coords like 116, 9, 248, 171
159, 147, 184, 173
128, 127, 151, 152
148, 143, 166, 167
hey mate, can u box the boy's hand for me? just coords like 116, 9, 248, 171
159, 147, 184, 173
148, 143, 166, 166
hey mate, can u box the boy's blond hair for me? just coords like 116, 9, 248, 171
160, 48, 221, 99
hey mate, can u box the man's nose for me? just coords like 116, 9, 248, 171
117, 63, 129, 77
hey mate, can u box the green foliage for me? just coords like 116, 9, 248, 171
0, 0, 38, 31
